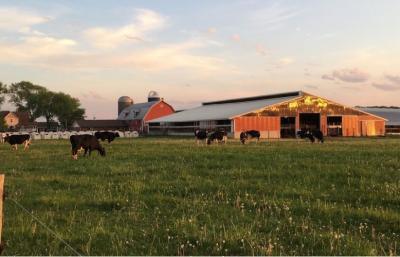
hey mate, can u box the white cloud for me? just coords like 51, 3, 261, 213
256, 44, 268, 56
251, 3, 302, 30
372, 74, 400, 91
385, 74, 400, 84
207, 27, 217, 34
0, 7, 49, 32
84, 9, 166, 49
231, 34, 241, 42
322, 68, 369, 83
278, 57, 294, 65
372, 83, 400, 91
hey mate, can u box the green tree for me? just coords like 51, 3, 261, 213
53, 92, 85, 129
0, 82, 7, 107
8, 81, 85, 128
0, 117, 7, 132
8, 81, 47, 121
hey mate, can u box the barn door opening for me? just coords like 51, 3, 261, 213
327, 116, 342, 136
299, 113, 320, 131
280, 117, 296, 138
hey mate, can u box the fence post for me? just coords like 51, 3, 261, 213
0, 174, 4, 253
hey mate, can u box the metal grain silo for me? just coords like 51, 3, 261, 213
118, 96, 134, 115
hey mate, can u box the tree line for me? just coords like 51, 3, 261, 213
0, 81, 85, 129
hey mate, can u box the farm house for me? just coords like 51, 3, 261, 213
147, 91, 386, 138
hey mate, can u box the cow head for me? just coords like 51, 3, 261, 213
239, 132, 247, 144
114, 132, 120, 138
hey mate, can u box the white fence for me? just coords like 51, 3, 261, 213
1, 131, 140, 141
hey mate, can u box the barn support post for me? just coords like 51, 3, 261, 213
0, 174, 4, 253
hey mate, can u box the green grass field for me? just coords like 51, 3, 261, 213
0, 137, 399, 255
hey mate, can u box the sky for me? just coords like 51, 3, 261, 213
0, 0, 400, 119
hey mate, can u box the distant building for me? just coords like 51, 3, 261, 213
71, 91, 175, 133
117, 91, 174, 133
148, 91, 387, 138
0, 111, 30, 130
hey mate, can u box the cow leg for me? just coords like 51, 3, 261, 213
14, 144, 18, 150
84, 148, 89, 157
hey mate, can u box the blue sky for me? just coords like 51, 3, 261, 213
0, 0, 399, 118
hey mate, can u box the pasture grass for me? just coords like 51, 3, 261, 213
0, 137, 399, 255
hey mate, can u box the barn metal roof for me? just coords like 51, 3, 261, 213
148, 94, 302, 123
118, 101, 157, 120
357, 107, 400, 126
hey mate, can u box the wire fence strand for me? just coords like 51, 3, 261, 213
9, 198, 82, 256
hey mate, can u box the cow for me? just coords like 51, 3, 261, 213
206, 130, 228, 145
240, 130, 261, 144
297, 130, 324, 143
70, 134, 106, 160
4, 134, 31, 150
94, 131, 120, 143
312, 130, 324, 143
194, 129, 208, 145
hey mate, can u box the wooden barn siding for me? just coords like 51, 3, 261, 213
320, 115, 327, 136
233, 117, 280, 139
342, 115, 385, 136
342, 115, 360, 136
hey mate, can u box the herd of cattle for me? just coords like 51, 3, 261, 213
194, 129, 324, 145
1, 129, 325, 159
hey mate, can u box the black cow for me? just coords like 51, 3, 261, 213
70, 135, 106, 160
206, 130, 228, 145
240, 130, 261, 144
194, 129, 208, 145
297, 130, 324, 143
95, 131, 120, 143
4, 134, 31, 150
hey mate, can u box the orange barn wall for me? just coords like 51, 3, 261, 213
375, 121, 385, 136
342, 115, 360, 137
320, 115, 327, 136
144, 101, 175, 122
234, 116, 280, 139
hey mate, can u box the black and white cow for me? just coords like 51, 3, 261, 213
95, 131, 120, 143
297, 130, 324, 143
240, 130, 261, 144
70, 134, 106, 160
194, 129, 208, 145
4, 134, 31, 150
206, 130, 228, 145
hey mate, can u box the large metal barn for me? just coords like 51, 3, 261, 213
147, 91, 386, 138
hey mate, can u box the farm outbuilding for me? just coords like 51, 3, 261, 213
117, 91, 175, 133
147, 91, 386, 138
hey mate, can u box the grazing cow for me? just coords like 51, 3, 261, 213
297, 130, 324, 143
194, 129, 208, 145
240, 130, 261, 144
94, 131, 120, 143
70, 135, 106, 160
4, 134, 31, 150
206, 130, 228, 145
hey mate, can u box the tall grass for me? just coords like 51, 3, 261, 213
0, 137, 399, 255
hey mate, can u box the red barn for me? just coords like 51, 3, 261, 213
117, 91, 174, 133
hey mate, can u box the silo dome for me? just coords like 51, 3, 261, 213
118, 96, 134, 116
148, 91, 161, 102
